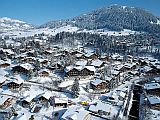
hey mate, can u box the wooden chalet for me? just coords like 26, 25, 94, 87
85, 53, 98, 60
38, 69, 50, 77
12, 63, 34, 75
51, 97, 68, 108
5, 78, 23, 90
144, 66, 158, 76
21, 57, 36, 64
123, 62, 137, 71
65, 66, 95, 77
90, 59, 105, 68
0, 108, 15, 120
37, 92, 52, 104
0, 95, 14, 109
90, 79, 107, 90
38, 59, 48, 66
144, 83, 160, 96
0, 60, 10, 68
99, 55, 109, 61
80, 66, 95, 76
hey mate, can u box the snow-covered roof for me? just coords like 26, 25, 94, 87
144, 83, 160, 90
85, 52, 96, 57
114, 64, 123, 70
111, 53, 120, 59
65, 65, 96, 72
91, 79, 105, 86
124, 63, 136, 69
85, 66, 96, 72
2, 49, 14, 54
38, 69, 50, 74
105, 76, 113, 82
91, 59, 104, 67
111, 70, 120, 76
37, 92, 52, 100
75, 60, 87, 66
20, 63, 34, 71
38, 58, 48, 63
54, 97, 68, 104
89, 100, 118, 118
62, 105, 90, 120
23, 86, 44, 103
148, 96, 160, 105
119, 91, 126, 98
5, 77, 23, 85
0, 59, 11, 65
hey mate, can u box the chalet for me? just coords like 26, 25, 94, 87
21, 57, 36, 64
90, 59, 105, 68
75, 53, 86, 59
50, 62, 64, 71
147, 96, 160, 110
38, 69, 50, 77
99, 55, 109, 61
118, 91, 126, 101
0, 60, 10, 68
70, 50, 83, 56
114, 64, 124, 72
0, 108, 15, 120
105, 76, 114, 89
111, 70, 120, 79
144, 83, 160, 96
123, 62, 136, 71
80, 66, 95, 76
0, 95, 14, 109
85, 52, 98, 60
89, 100, 118, 118
111, 53, 123, 61
12, 63, 34, 74
62, 105, 91, 120
5, 77, 23, 90
21, 97, 34, 108
38, 59, 48, 66
75, 60, 87, 66
144, 66, 157, 76
51, 97, 68, 108
90, 79, 107, 90
65, 66, 80, 76
0, 48, 14, 59
65, 66, 95, 77
36, 92, 52, 104
138, 59, 148, 66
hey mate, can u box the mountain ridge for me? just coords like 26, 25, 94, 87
40, 5, 160, 33
0, 17, 34, 32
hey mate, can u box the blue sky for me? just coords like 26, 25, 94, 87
1, 0, 160, 25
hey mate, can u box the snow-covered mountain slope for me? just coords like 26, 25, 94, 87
40, 5, 160, 33
0, 25, 140, 39
0, 25, 79, 38
0, 17, 34, 32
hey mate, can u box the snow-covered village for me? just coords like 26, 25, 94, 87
1, 1, 160, 120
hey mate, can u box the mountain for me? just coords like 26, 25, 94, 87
0, 17, 34, 32
40, 5, 160, 33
